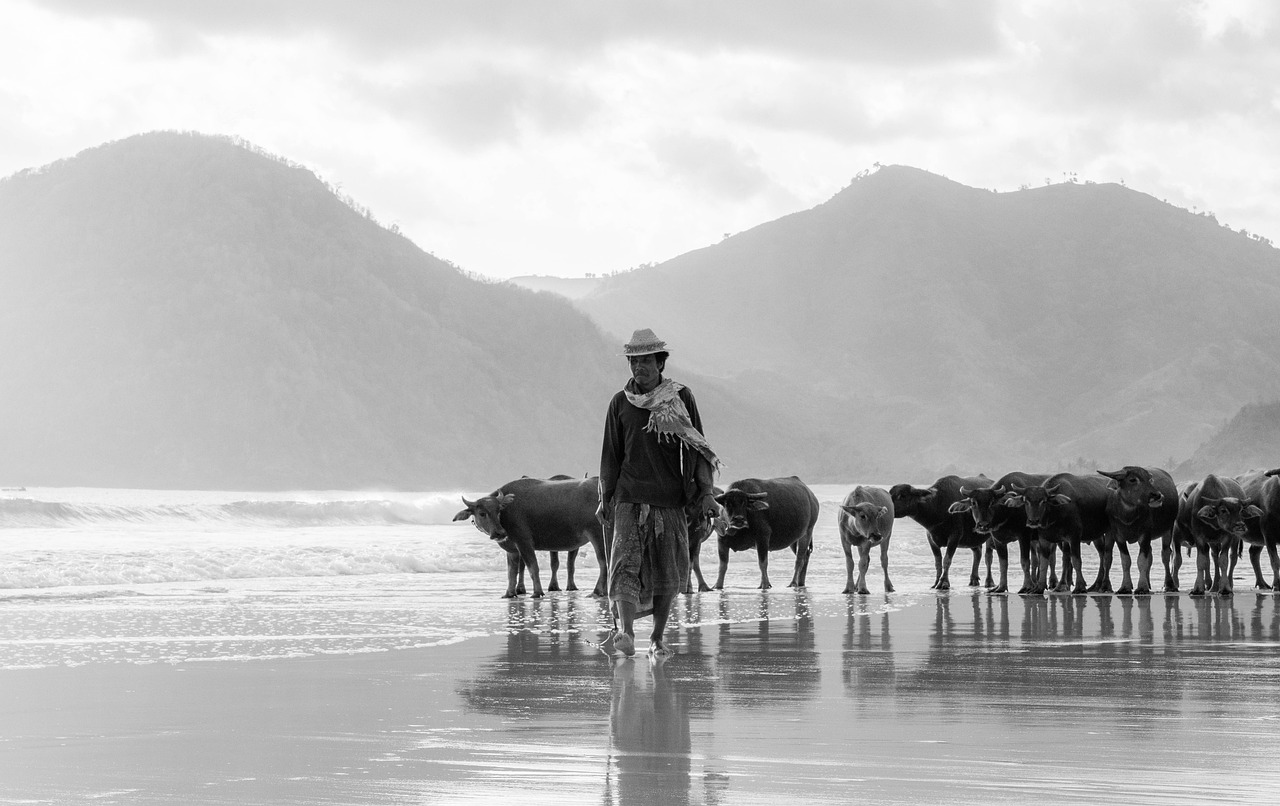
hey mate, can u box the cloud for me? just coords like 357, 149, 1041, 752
646, 131, 777, 200
38, 0, 1005, 65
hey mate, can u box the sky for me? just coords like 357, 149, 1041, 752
2, 1, 1278, 280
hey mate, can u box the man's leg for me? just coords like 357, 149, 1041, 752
649, 592, 675, 655
613, 600, 636, 656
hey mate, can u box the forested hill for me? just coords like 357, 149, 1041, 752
1176, 402, 1280, 481
576, 165, 1280, 476
0, 132, 829, 489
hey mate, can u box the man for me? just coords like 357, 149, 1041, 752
599, 328, 720, 657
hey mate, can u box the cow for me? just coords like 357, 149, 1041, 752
1231, 469, 1280, 591
890, 475, 993, 591
947, 472, 1054, 595
838, 485, 895, 595
1097, 466, 1178, 595
713, 476, 820, 590
684, 488, 728, 594
1174, 474, 1263, 596
453, 475, 608, 598
1004, 473, 1113, 595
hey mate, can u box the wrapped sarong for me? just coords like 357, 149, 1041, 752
608, 502, 690, 613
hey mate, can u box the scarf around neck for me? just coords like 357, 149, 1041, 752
625, 377, 722, 471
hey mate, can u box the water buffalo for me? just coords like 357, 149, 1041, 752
1232, 469, 1280, 591
838, 485, 894, 595
1175, 474, 1263, 596
713, 476, 820, 590
683, 487, 727, 594
453, 475, 608, 598
1004, 473, 1112, 595
947, 471, 1053, 594
890, 475, 993, 591
1097, 466, 1178, 595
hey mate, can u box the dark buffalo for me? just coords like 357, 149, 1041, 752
890, 475, 993, 591
947, 471, 1054, 594
453, 475, 607, 598
1231, 469, 1280, 591
1097, 466, 1178, 595
1175, 474, 1263, 596
1005, 473, 1112, 595
683, 487, 727, 594
713, 476, 820, 590
838, 485, 895, 595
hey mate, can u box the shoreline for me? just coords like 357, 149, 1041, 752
4, 589, 1280, 804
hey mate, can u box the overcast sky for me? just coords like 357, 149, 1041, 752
3, 1, 1277, 279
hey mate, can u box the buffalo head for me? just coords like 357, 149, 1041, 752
1005, 483, 1068, 529
453, 493, 517, 541
889, 484, 936, 518
841, 502, 890, 543
714, 488, 768, 535
948, 485, 1017, 535
1195, 496, 1263, 536
1098, 467, 1164, 509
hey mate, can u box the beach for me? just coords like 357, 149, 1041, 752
4, 487, 1280, 804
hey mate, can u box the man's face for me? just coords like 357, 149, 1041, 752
628, 354, 662, 391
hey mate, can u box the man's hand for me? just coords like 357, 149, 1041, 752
699, 493, 719, 521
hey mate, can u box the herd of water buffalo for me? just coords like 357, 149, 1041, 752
452, 466, 1280, 600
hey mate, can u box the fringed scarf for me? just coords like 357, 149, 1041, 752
625, 378, 722, 471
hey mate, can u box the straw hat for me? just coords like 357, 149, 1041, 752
620, 328, 668, 356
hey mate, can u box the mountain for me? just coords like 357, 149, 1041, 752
0, 132, 828, 489
575, 165, 1280, 477
1175, 402, 1280, 481
507, 275, 603, 300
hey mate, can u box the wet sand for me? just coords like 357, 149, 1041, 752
4, 590, 1280, 804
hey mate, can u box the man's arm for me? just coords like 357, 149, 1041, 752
599, 395, 623, 513
682, 388, 717, 509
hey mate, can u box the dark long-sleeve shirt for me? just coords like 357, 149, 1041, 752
600, 382, 714, 510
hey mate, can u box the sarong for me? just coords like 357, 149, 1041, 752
608, 502, 690, 614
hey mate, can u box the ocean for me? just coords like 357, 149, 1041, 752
0, 484, 940, 669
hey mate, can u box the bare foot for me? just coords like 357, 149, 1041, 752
649, 638, 674, 656
614, 632, 635, 657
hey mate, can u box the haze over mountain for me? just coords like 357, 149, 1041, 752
0, 132, 832, 490
576, 166, 1280, 479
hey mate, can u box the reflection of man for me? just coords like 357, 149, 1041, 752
606, 658, 691, 803
599, 328, 719, 657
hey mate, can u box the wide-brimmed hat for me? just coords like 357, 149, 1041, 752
620, 328, 668, 356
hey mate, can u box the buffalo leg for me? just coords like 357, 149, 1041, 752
1017, 537, 1034, 594
516, 543, 545, 598
928, 536, 943, 589
789, 533, 813, 588
504, 553, 523, 599
1116, 540, 1135, 595
990, 541, 1009, 594
853, 542, 871, 595
1135, 539, 1154, 596
1248, 544, 1270, 590
1215, 543, 1235, 596
1267, 538, 1280, 591
757, 543, 772, 590
880, 537, 894, 593
936, 543, 960, 591
548, 551, 562, 592
714, 541, 730, 590
968, 545, 983, 587
840, 537, 857, 595
566, 548, 579, 591
1191, 543, 1211, 596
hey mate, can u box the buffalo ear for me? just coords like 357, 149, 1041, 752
452, 509, 472, 522
877, 506, 889, 519
947, 500, 972, 514
714, 492, 727, 504
1245, 504, 1264, 519
748, 499, 770, 511
498, 493, 515, 510
1265, 468, 1280, 477
1002, 496, 1024, 508
1196, 505, 1217, 521
1051, 494, 1072, 506
840, 505, 859, 517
